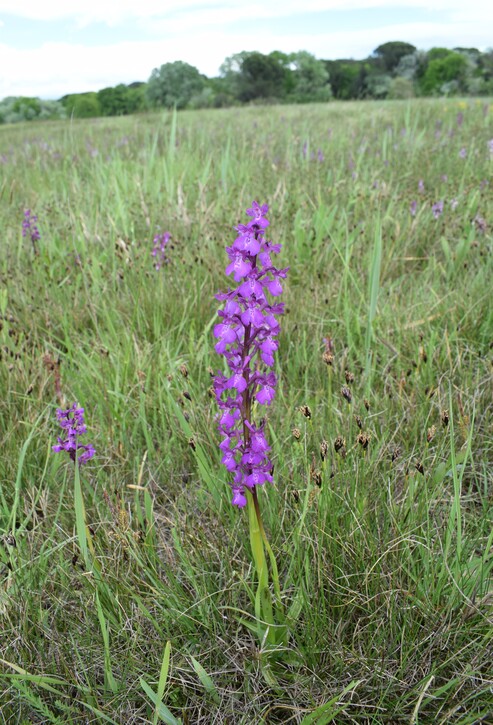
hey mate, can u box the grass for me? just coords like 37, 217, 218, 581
0, 98, 492, 723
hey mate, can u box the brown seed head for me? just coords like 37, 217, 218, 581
341, 386, 352, 404
292, 427, 301, 440
188, 437, 196, 451
334, 435, 346, 457
414, 461, 424, 475
357, 432, 370, 450
323, 351, 334, 366
441, 409, 450, 427
320, 439, 328, 461
427, 425, 436, 443
364, 398, 370, 411
354, 415, 363, 429
391, 446, 401, 462
179, 364, 188, 378
345, 370, 355, 384
299, 405, 312, 419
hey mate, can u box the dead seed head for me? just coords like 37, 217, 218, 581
292, 427, 301, 440
334, 435, 346, 457
345, 370, 355, 384
320, 439, 328, 461
391, 446, 401, 462
341, 386, 352, 404
299, 405, 312, 419
427, 425, 436, 443
357, 432, 370, 450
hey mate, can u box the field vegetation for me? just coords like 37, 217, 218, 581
0, 98, 492, 723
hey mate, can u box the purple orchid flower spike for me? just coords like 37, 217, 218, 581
53, 403, 95, 465
213, 202, 288, 507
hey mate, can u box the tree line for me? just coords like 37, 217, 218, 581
1, 41, 493, 123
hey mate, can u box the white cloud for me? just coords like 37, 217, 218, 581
0, 0, 491, 25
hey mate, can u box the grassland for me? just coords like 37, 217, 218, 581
0, 99, 492, 724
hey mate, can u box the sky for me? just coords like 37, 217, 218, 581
0, 0, 492, 100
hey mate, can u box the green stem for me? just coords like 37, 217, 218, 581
246, 488, 275, 643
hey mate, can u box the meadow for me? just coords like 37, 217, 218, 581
0, 99, 492, 724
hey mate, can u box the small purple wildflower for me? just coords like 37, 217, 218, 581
488, 139, 493, 156
410, 200, 417, 217
52, 403, 95, 465
432, 201, 444, 219
474, 215, 487, 234
418, 179, 425, 194
317, 149, 324, 163
151, 231, 171, 270
459, 147, 467, 159
22, 209, 41, 246
450, 198, 459, 211
213, 202, 288, 507
456, 111, 464, 126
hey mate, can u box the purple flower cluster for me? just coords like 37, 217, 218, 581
22, 209, 41, 245
52, 404, 95, 465
151, 231, 171, 270
213, 202, 288, 508
432, 200, 444, 219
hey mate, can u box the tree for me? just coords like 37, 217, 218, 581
289, 51, 331, 102
146, 61, 206, 109
420, 51, 469, 95
237, 52, 286, 102
323, 60, 366, 99
388, 77, 415, 99
97, 83, 146, 116
373, 42, 417, 73
60, 93, 101, 118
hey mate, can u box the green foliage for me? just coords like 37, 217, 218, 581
97, 83, 146, 116
146, 61, 206, 109
388, 76, 415, 99
61, 92, 101, 118
420, 51, 469, 95
323, 60, 364, 99
0, 96, 66, 124
373, 41, 417, 72
236, 51, 287, 102
288, 51, 331, 103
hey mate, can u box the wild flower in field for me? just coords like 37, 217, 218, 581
459, 147, 467, 159
52, 403, 95, 465
432, 200, 444, 219
474, 215, 487, 234
410, 200, 417, 216
22, 209, 41, 247
213, 201, 287, 508
418, 179, 425, 194
317, 149, 324, 162
488, 139, 493, 155
450, 198, 459, 211
151, 231, 171, 270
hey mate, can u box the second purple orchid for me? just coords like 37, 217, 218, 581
213, 201, 288, 508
